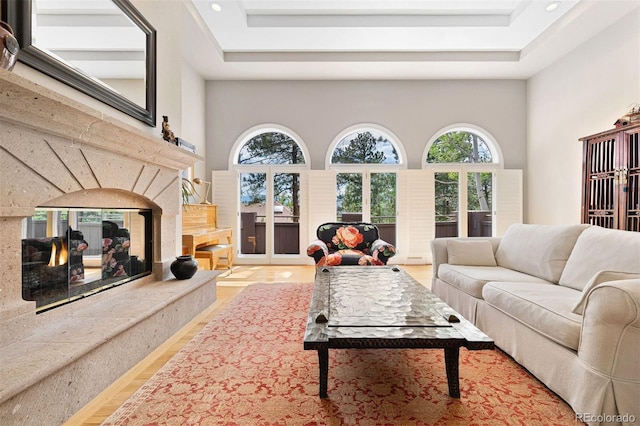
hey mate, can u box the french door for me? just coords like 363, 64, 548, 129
335, 171, 397, 245
433, 167, 494, 238
238, 168, 306, 264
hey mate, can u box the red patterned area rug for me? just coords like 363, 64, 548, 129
102, 283, 581, 426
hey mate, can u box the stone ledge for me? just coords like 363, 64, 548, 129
0, 69, 203, 173
0, 271, 218, 426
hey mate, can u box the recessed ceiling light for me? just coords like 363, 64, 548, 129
546, 2, 560, 12
210, 2, 222, 12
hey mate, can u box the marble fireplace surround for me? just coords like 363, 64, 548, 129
0, 69, 217, 425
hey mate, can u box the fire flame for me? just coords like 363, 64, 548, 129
48, 241, 68, 267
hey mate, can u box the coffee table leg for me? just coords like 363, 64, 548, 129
444, 347, 460, 398
317, 347, 329, 398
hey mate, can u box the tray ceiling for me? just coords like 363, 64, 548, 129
186, 0, 639, 79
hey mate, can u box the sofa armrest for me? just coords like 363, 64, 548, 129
306, 239, 329, 264
371, 239, 396, 264
579, 279, 640, 381
430, 239, 449, 279
430, 237, 501, 279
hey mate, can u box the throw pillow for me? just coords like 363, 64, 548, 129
572, 270, 640, 315
447, 239, 497, 266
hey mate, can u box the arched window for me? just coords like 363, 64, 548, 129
228, 126, 309, 261
424, 125, 502, 239
427, 130, 494, 164
238, 131, 306, 165
330, 130, 401, 165
327, 126, 405, 243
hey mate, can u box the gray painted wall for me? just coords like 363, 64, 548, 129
206, 80, 527, 171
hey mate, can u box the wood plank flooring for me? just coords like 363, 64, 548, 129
64, 264, 432, 425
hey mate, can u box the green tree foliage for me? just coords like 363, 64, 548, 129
427, 132, 489, 164
240, 173, 266, 206
434, 172, 458, 222
337, 173, 363, 219
371, 173, 396, 223
332, 132, 394, 164
239, 132, 304, 165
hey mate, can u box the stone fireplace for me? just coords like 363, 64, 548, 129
0, 69, 217, 424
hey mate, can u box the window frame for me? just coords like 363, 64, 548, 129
424, 124, 503, 238
229, 124, 310, 264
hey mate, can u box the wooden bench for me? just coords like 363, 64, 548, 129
195, 244, 233, 271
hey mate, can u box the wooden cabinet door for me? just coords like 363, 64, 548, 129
581, 124, 640, 231
582, 132, 618, 228
622, 128, 640, 231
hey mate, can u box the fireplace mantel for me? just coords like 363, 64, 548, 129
0, 69, 203, 217
0, 69, 198, 178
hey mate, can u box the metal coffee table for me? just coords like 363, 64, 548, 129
303, 266, 494, 398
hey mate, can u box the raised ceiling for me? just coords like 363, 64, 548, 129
28, 0, 640, 81
186, 0, 640, 79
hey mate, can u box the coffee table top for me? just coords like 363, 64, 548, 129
304, 266, 493, 350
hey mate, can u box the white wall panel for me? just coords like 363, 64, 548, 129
212, 170, 238, 244
397, 170, 434, 264
494, 169, 523, 236
306, 171, 337, 246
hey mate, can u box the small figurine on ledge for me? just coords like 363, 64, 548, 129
161, 115, 176, 144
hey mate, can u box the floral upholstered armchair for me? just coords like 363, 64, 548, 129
306, 222, 396, 266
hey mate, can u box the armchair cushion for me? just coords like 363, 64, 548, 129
307, 222, 396, 266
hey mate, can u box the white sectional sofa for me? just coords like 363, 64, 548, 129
431, 224, 640, 425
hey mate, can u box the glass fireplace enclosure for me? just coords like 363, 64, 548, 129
21, 208, 152, 312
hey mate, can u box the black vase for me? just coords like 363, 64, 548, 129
170, 255, 198, 280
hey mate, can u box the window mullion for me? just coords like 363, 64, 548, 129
363, 171, 371, 221
459, 170, 468, 238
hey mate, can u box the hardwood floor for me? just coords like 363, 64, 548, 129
64, 264, 432, 425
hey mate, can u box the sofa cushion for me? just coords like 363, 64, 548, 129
560, 226, 640, 291
572, 270, 640, 314
494, 224, 589, 283
447, 239, 497, 266
483, 282, 583, 350
438, 264, 551, 299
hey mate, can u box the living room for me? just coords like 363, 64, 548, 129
0, 0, 638, 425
